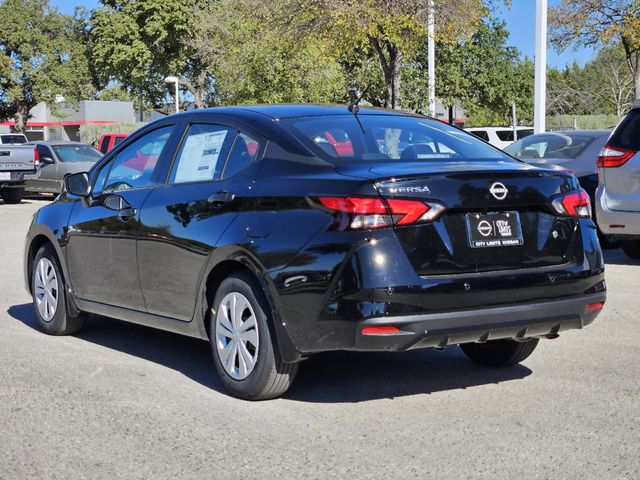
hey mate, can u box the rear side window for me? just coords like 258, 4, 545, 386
609, 109, 640, 151
496, 130, 514, 142
287, 115, 510, 163
0, 134, 26, 144
222, 132, 261, 178
469, 130, 489, 141
170, 124, 235, 184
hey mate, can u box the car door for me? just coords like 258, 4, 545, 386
32, 145, 60, 192
137, 121, 264, 320
65, 124, 179, 310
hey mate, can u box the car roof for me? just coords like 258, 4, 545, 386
26, 140, 93, 146
530, 129, 612, 137
176, 104, 411, 120
466, 126, 533, 131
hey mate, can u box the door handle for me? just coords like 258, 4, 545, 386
207, 190, 235, 207
117, 206, 137, 222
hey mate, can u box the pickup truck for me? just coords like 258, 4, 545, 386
0, 145, 37, 204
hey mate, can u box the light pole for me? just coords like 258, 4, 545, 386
534, 0, 547, 134
164, 76, 179, 114
427, 0, 436, 117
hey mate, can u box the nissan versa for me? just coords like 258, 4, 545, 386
24, 105, 606, 400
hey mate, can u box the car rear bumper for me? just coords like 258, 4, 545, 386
353, 292, 606, 351
595, 188, 640, 235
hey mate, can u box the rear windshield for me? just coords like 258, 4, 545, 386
504, 134, 594, 160
0, 134, 26, 144
609, 109, 640, 151
52, 144, 103, 162
285, 115, 511, 164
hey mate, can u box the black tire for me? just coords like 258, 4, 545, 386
460, 338, 539, 367
621, 240, 640, 259
209, 271, 298, 400
0, 187, 24, 204
31, 244, 86, 335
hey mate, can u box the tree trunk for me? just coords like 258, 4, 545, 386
370, 37, 402, 110
634, 51, 640, 101
13, 104, 28, 134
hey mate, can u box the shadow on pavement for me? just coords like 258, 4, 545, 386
603, 248, 640, 266
8, 302, 532, 403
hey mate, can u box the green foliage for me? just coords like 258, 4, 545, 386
0, 0, 94, 131
404, 18, 534, 124
190, 0, 347, 105
89, 0, 211, 107
546, 114, 620, 130
79, 121, 143, 146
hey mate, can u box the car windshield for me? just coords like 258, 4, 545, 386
504, 134, 594, 160
52, 144, 103, 163
285, 114, 512, 164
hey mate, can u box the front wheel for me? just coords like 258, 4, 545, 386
0, 187, 24, 204
460, 338, 539, 367
32, 244, 86, 335
210, 272, 298, 400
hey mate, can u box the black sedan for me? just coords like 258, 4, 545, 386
24, 105, 606, 399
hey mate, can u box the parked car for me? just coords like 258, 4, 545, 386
0, 144, 37, 204
504, 130, 613, 244
98, 133, 128, 154
465, 126, 534, 149
0, 133, 28, 144
595, 104, 640, 258
24, 141, 103, 194
24, 105, 605, 400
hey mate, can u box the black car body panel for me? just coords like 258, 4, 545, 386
25, 105, 605, 364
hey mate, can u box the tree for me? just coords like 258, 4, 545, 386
549, 0, 640, 99
89, 0, 212, 109
404, 18, 533, 124
189, 0, 346, 105
0, 0, 94, 133
281, 0, 488, 110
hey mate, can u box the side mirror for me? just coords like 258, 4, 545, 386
64, 172, 91, 197
40, 156, 55, 165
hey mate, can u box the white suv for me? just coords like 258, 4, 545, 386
465, 126, 534, 150
595, 105, 640, 258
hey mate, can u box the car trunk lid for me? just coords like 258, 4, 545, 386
336, 161, 581, 275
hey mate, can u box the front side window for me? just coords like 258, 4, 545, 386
94, 125, 173, 193
99, 136, 110, 153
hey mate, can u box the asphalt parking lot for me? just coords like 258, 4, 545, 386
0, 198, 638, 479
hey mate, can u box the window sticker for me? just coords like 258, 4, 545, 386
174, 129, 229, 183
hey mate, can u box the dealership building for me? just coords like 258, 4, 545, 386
0, 100, 135, 142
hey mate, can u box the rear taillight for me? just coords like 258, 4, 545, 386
596, 145, 636, 168
33, 148, 40, 168
551, 189, 591, 218
316, 196, 446, 230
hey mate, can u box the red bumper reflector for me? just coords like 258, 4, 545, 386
586, 302, 605, 313
362, 325, 401, 335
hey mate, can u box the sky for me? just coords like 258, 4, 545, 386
51, 0, 596, 69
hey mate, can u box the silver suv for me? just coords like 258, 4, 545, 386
596, 104, 640, 258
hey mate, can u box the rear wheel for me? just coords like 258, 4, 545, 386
0, 187, 23, 204
460, 338, 539, 367
621, 240, 640, 259
210, 272, 298, 400
32, 244, 86, 335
